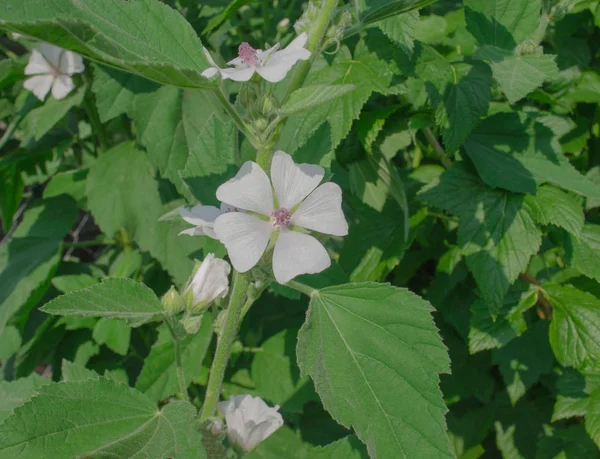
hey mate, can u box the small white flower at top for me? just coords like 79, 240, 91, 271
219, 395, 283, 452
201, 33, 310, 83
213, 151, 348, 284
179, 202, 238, 239
24, 43, 84, 101
183, 253, 231, 311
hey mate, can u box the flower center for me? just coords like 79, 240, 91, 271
270, 208, 291, 227
238, 42, 258, 66
49, 66, 59, 77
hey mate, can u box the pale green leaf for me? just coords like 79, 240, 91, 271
545, 283, 600, 371
297, 283, 452, 459
524, 185, 584, 238
281, 85, 357, 117
419, 163, 541, 312
0, 378, 205, 458
464, 0, 542, 49
565, 223, 600, 282
43, 169, 89, 204
51, 274, 99, 293
61, 359, 101, 382
0, 0, 211, 88
552, 368, 600, 422
464, 112, 600, 199
41, 278, 163, 327
376, 11, 419, 56
180, 116, 237, 206
0, 374, 51, 423
0, 196, 77, 338
93, 318, 131, 356
135, 315, 213, 402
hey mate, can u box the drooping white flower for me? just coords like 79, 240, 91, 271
214, 151, 348, 284
219, 395, 283, 451
183, 253, 231, 310
23, 43, 84, 101
201, 33, 310, 83
179, 202, 238, 239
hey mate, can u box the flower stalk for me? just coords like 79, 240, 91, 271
200, 270, 251, 422
164, 318, 190, 402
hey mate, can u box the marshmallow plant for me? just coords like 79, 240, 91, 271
0, 0, 501, 457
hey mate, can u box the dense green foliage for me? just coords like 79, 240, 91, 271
1, 0, 600, 457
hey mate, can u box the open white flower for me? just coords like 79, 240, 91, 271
183, 253, 231, 310
214, 151, 348, 284
201, 33, 310, 83
179, 202, 238, 239
219, 395, 283, 451
24, 43, 84, 101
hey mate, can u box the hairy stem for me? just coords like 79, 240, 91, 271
423, 128, 452, 168
165, 319, 190, 402
286, 280, 316, 297
199, 271, 251, 421
214, 87, 259, 148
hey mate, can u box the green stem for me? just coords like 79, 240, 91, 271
63, 239, 116, 248
214, 87, 259, 148
0, 111, 26, 152
199, 271, 251, 421
286, 280, 316, 297
284, 0, 340, 102
165, 319, 190, 402
83, 92, 108, 152
423, 128, 452, 168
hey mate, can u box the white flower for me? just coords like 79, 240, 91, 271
219, 395, 283, 451
24, 43, 84, 101
183, 253, 231, 309
214, 151, 348, 284
201, 33, 310, 83
179, 203, 238, 239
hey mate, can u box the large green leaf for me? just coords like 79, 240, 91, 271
92, 318, 131, 356
0, 196, 77, 338
0, 378, 205, 458
524, 185, 584, 238
131, 86, 224, 196
0, 0, 211, 88
180, 116, 238, 206
545, 284, 600, 372
464, 112, 600, 199
376, 11, 420, 56
553, 368, 600, 422
41, 278, 163, 327
419, 163, 541, 312
565, 223, 600, 282
135, 315, 213, 402
297, 283, 452, 459
86, 142, 201, 284
0, 374, 51, 423
280, 85, 357, 117
464, 0, 541, 49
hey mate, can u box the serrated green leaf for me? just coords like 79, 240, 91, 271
419, 163, 541, 312
93, 318, 131, 356
42, 278, 163, 327
464, 0, 541, 49
464, 112, 600, 199
180, 115, 237, 206
552, 368, 600, 422
565, 223, 600, 282
297, 283, 452, 459
281, 85, 357, 117
536, 425, 599, 459
545, 283, 600, 371
0, 0, 211, 88
92, 65, 158, 123
0, 374, 51, 423
252, 329, 317, 413
492, 321, 554, 405
135, 315, 212, 402
525, 185, 584, 238
86, 142, 201, 284
43, 169, 89, 204
51, 274, 99, 293
586, 388, 600, 449
468, 281, 533, 353
361, 0, 437, 25
132, 85, 224, 196
376, 11, 419, 56
0, 196, 77, 338
0, 378, 205, 458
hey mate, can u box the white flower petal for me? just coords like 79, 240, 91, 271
218, 65, 256, 82
180, 205, 221, 226
202, 47, 220, 68
59, 50, 84, 75
256, 46, 311, 82
271, 151, 323, 210
39, 42, 63, 69
201, 67, 219, 78
24, 75, 54, 101
291, 182, 348, 236
24, 49, 52, 75
273, 228, 330, 284
216, 161, 274, 215
287, 32, 309, 50
178, 227, 207, 237
51, 75, 74, 100
257, 43, 280, 62
226, 57, 245, 66
214, 212, 273, 273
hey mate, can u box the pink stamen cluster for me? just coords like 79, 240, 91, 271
238, 42, 257, 66
271, 208, 291, 227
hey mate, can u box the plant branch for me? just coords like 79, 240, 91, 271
199, 271, 251, 422
423, 128, 452, 168
0, 111, 26, 152
520, 272, 553, 320
214, 87, 259, 148
286, 280, 316, 297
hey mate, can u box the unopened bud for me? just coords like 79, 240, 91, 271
209, 418, 224, 436
181, 314, 203, 335
214, 309, 228, 336
162, 286, 185, 316
277, 18, 290, 31
261, 95, 277, 116
515, 40, 542, 56
183, 254, 230, 312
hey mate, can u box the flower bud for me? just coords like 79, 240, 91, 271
183, 254, 231, 313
277, 18, 290, 31
181, 314, 203, 335
162, 286, 185, 316
209, 418, 224, 436
214, 309, 228, 336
